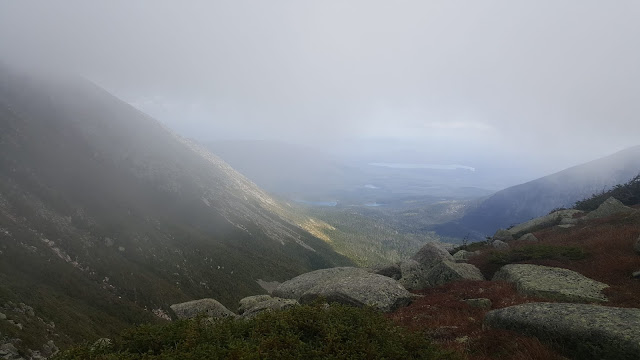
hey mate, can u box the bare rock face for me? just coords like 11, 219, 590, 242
411, 242, 454, 268
274, 267, 413, 312
425, 261, 484, 286
484, 303, 640, 360
585, 196, 635, 220
493, 264, 609, 302
170, 298, 236, 319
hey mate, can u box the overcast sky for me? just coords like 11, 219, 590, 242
1, 1, 639, 174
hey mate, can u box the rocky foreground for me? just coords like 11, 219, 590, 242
165, 197, 640, 360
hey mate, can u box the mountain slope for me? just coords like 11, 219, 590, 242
435, 146, 640, 238
0, 65, 351, 348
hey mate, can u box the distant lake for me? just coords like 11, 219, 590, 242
369, 163, 476, 171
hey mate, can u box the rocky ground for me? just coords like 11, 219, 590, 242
164, 197, 640, 360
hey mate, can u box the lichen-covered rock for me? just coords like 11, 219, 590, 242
492, 229, 513, 242
411, 242, 454, 268
517, 233, 538, 242
237, 295, 273, 314
398, 259, 430, 291
585, 196, 635, 220
238, 296, 299, 318
280, 269, 412, 312
493, 264, 608, 302
272, 267, 358, 300
369, 263, 402, 280
425, 261, 484, 286
170, 298, 236, 319
484, 303, 640, 360
491, 240, 509, 250
507, 209, 582, 235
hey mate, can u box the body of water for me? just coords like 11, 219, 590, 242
369, 163, 476, 171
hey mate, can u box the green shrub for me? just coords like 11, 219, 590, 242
54, 303, 458, 360
489, 245, 587, 265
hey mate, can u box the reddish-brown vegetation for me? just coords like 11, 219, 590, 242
388, 280, 566, 359
470, 211, 640, 307
389, 211, 640, 359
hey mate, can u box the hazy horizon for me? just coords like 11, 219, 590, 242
2, 1, 639, 179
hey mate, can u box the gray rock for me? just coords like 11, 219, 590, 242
398, 259, 430, 291
0, 343, 18, 356
634, 235, 640, 255
507, 209, 583, 235
484, 302, 640, 360
0, 312, 5, 320
585, 196, 635, 220
557, 224, 575, 229
491, 240, 509, 250
411, 242, 454, 268
170, 298, 236, 319
280, 269, 412, 312
237, 295, 273, 314
516, 233, 538, 242
369, 263, 402, 280
463, 298, 492, 309
273, 267, 358, 300
632, 270, 640, 279
492, 228, 513, 242
452, 250, 474, 262
493, 264, 608, 302
240, 297, 299, 319
425, 261, 484, 286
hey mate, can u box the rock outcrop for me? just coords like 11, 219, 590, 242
170, 298, 236, 319
634, 234, 640, 255
584, 196, 635, 220
507, 209, 582, 236
493, 264, 608, 302
274, 267, 412, 312
484, 302, 640, 360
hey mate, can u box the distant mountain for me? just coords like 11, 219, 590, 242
435, 146, 640, 239
0, 65, 351, 348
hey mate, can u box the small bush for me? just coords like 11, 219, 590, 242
54, 303, 458, 360
488, 245, 587, 265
